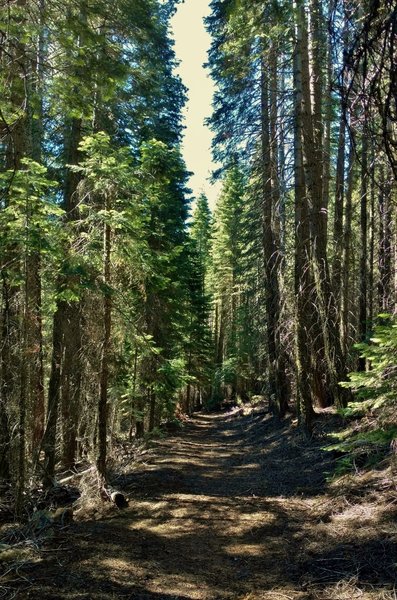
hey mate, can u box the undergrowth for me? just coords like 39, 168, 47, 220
325, 316, 397, 476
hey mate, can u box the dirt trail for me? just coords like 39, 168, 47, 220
9, 410, 397, 599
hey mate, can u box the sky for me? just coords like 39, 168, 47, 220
171, 0, 221, 209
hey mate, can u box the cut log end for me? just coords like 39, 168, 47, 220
110, 491, 129, 508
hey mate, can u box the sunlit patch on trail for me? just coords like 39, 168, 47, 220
225, 542, 265, 557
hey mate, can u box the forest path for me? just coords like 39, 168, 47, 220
16, 410, 397, 599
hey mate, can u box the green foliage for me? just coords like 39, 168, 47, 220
219, 357, 238, 387
145, 427, 166, 441
156, 358, 189, 418
325, 425, 397, 477
325, 319, 397, 476
340, 317, 397, 405
326, 426, 397, 454
0, 160, 62, 257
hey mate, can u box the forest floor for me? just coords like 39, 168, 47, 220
2, 407, 397, 599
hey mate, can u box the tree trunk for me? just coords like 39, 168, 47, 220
29, 0, 45, 452
1, 0, 29, 490
61, 302, 82, 469
42, 304, 64, 487
0, 275, 12, 480
332, 114, 346, 306
261, 49, 288, 417
43, 113, 83, 485
293, 1, 315, 431
368, 151, 376, 328
135, 390, 145, 439
16, 260, 29, 512
341, 136, 355, 357
269, 45, 289, 417
97, 209, 112, 479
148, 388, 156, 432
30, 253, 45, 451
297, 0, 329, 408
358, 130, 369, 370
378, 168, 393, 313
129, 349, 138, 441
299, 0, 347, 406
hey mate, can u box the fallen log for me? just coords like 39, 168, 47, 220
100, 487, 129, 508
60, 467, 128, 508
59, 466, 96, 485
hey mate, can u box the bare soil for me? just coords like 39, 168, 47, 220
2, 409, 397, 599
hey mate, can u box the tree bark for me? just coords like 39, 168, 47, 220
261, 50, 288, 417
97, 206, 112, 479
1, 0, 29, 491
16, 260, 29, 512
358, 130, 369, 370
42, 304, 64, 487
43, 115, 83, 486
129, 349, 138, 441
293, 1, 315, 431
341, 136, 355, 357
298, 0, 347, 406
0, 275, 12, 480
29, 1, 46, 451
332, 114, 346, 308
148, 388, 156, 433
378, 168, 393, 313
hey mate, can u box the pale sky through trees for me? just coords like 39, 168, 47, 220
171, 0, 221, 209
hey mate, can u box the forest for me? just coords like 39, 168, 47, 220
0, 0, 396, 598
